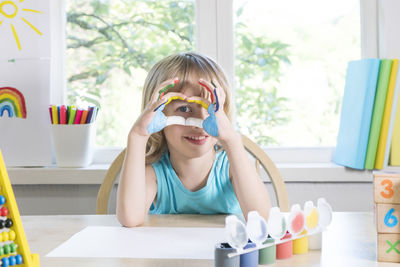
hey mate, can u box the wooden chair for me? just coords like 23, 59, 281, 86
96, 135, 290, 214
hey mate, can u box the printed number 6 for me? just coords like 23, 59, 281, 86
381, 179, 394, 199
384, 208, 398, 228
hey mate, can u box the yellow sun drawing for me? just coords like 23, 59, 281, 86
0, 0, 42, 50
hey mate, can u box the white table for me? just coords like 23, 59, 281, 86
20, 212, 389, 266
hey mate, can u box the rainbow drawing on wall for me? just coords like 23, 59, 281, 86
0, 87, 27, 118
0, 0, 43, 50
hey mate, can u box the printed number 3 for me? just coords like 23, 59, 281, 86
384, 208, 398, 228
381, 179, 394, 199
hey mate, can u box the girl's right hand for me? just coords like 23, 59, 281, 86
129, 78, 187, 138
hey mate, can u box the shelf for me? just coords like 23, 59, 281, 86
8, 164, 108, 185
6, 162, 374, 185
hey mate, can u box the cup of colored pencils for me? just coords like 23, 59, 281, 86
49, 105, 98, 167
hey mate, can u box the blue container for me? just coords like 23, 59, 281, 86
240, 242, 258, 267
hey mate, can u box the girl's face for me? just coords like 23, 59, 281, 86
162, 78, 217, 159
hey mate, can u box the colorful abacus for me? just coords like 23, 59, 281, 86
0, 150, 39, 267
374, 172, 400, 262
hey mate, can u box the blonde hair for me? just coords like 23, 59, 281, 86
142, 52, 232, 164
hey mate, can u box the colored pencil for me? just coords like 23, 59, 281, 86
60, 105, 67, 124
51, 105, 58, 124
80, 110, 89, 124
49, 106, 53, 124
86, 107, 94, 123
74, 109, 83, 124
68, 108, 77, 124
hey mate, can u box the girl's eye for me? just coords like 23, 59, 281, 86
177, 106, 191, 113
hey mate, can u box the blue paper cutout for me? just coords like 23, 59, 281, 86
147, 104, 167, 134
203, 104, 219, 137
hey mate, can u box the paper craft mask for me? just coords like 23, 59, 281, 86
147, 80, 220, 136
147, 97, 219, 136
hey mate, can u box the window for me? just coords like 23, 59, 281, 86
52, 0, 377, 164
234, 0, 361, 147
65, 0, 195, 147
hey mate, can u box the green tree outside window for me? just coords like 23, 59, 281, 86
66, 0, 289, 147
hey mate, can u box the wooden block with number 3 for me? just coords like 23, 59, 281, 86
378, 234, 400, 262
374, 173, 400, 204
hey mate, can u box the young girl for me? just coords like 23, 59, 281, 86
117, 52, 271, 227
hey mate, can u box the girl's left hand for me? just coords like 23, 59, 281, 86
198, 78, 240, 147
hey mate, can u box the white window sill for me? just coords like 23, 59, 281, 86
6, 162, 377, 185
8, 164, 109, 185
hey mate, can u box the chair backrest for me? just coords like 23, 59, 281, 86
96, 135, 290, 214
241, 135, 289, 211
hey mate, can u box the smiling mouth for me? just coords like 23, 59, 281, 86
184, 135, 209, 145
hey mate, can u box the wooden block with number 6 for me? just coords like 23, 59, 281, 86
377, 203, 400, 233
378, 234, 400, 262
374, 173, 400, 203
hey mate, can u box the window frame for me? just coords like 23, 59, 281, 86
52, 0, 378, 165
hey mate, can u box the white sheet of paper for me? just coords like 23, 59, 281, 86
46, 226, 226, 259
0, 0, 50, 58
0, 58, 52, 166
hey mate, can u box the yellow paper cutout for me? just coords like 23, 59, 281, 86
164, 96, 209, 110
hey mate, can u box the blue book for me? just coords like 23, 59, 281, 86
333, 59, 381, 169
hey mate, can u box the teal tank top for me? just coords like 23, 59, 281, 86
149, 150, 242, 215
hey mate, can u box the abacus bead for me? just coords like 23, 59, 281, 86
3, 232, 9, 242
9, 243, 16, 253
8, 230, 15, 241
3, 231, 9, 242
0, 245, 4, 256
5, 219, 12, 228
15, 255, 22, 265
0, 196, 5, 205
1, 207, 8, 217
2, 257, 9, 267
3, 244, 10, 254
8, 256, 16, 266
0, 219, 5, 229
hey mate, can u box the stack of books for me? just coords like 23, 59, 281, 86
334, 58, 400, 170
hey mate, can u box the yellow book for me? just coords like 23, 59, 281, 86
376, 59, 399, 169
390, 61, 400, 166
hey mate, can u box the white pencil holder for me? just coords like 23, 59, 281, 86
50, 123, 96, 167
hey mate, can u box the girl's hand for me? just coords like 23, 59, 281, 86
129, 78, 187, 139
198, 78, 240, 147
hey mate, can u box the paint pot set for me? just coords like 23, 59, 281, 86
214, 198, 333, 267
